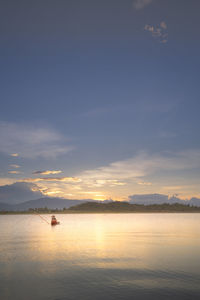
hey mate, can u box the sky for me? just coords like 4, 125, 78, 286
0, 0, 200, 202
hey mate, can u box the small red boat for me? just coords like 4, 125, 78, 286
51, 215, 60, 225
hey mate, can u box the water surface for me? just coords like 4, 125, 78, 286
1, 213, 200, 300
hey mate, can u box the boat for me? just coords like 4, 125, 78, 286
51, 215, 60, 225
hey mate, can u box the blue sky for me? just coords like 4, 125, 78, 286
0, 0, 200, 201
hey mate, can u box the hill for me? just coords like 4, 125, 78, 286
68, 201, 200, 212
0, 197, 91, 211
1, 199, 200, 213
0, 202, 14, 211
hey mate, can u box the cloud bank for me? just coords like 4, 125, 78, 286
129, 194, 200, 206
79, 150, 200, 182
0, 122, 73, 159
1, 182, 200, 207
2, 150, 200, 200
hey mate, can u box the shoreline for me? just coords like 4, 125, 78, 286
1, 211, 200, 215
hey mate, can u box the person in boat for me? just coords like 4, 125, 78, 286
51, 215, 58, 225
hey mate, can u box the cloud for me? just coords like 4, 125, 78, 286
129, 193, 169, 204
0, 122, 73, 159
72, 149, 200, 200
128, 193, 186, 204
160, 21, 167, 30
145, 21, 168, 43
3, 149, 199, 201
10, 153, 19, 157
43, 190, 63, 196
160, 184, 200, 199
80, 191, 106, 200
133, 0, 153, 10
0, 182, 43, 204
23, 177, 81, 183
82, 191, 102, 194
128, 193, 200, 206
0, 178, 17, 186
79, 150, 200, 182
94, 179, 126, 187
8, 171, 21, 174
9, 164, 20, 168
33, 170, 62, 175
137, 181, 152, 186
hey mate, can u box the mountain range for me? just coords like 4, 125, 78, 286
129, 193, 200, 206
0, 197, 91, 211
1, 194, 200, 211
1, 182, 200, 211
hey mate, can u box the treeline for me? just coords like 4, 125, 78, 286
68, 201, 200, 212
1, 201, 200, 214
0, 207, 67, 214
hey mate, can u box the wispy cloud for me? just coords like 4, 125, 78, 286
24, 177, 81, 183
0, 122, 73, 159
10, 153, 19, 157
0, 178, 18, 186
133, 0, 153, 10
8, 171, 21, 174
43, 190, 64, 196
137, 181, 152, 186
79, 150, 200, 182
9, 164, 20, 168
33, 170, 62, 175
93, 179, 126, 187
145, 21, 168, 43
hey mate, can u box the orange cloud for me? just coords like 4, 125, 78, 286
137, 181, 152, 186
33, 170, 62, 175
10, 153, 19, 157
23, 177, 81, 183
9, 164, 20, 168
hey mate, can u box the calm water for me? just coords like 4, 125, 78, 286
1, 213, 200, 300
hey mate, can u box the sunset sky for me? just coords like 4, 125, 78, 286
0, 0, 200, 201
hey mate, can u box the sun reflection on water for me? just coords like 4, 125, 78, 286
1, 213, 200, 300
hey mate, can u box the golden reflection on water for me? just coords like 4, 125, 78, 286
1, 213, 200, 300
8, 213, 198, 272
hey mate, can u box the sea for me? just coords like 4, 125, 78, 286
0, 213, 200, 300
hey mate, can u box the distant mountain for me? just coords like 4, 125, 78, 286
129, 194, 200, 206
189, 198, 200, 207
0, 197, 92, 211
129, 194, 169, 205
0, 182, 43, 204
1, 194, 200, 212
0, 202, 14, 211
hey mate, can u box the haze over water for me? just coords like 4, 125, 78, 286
1, 213, 200, 300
